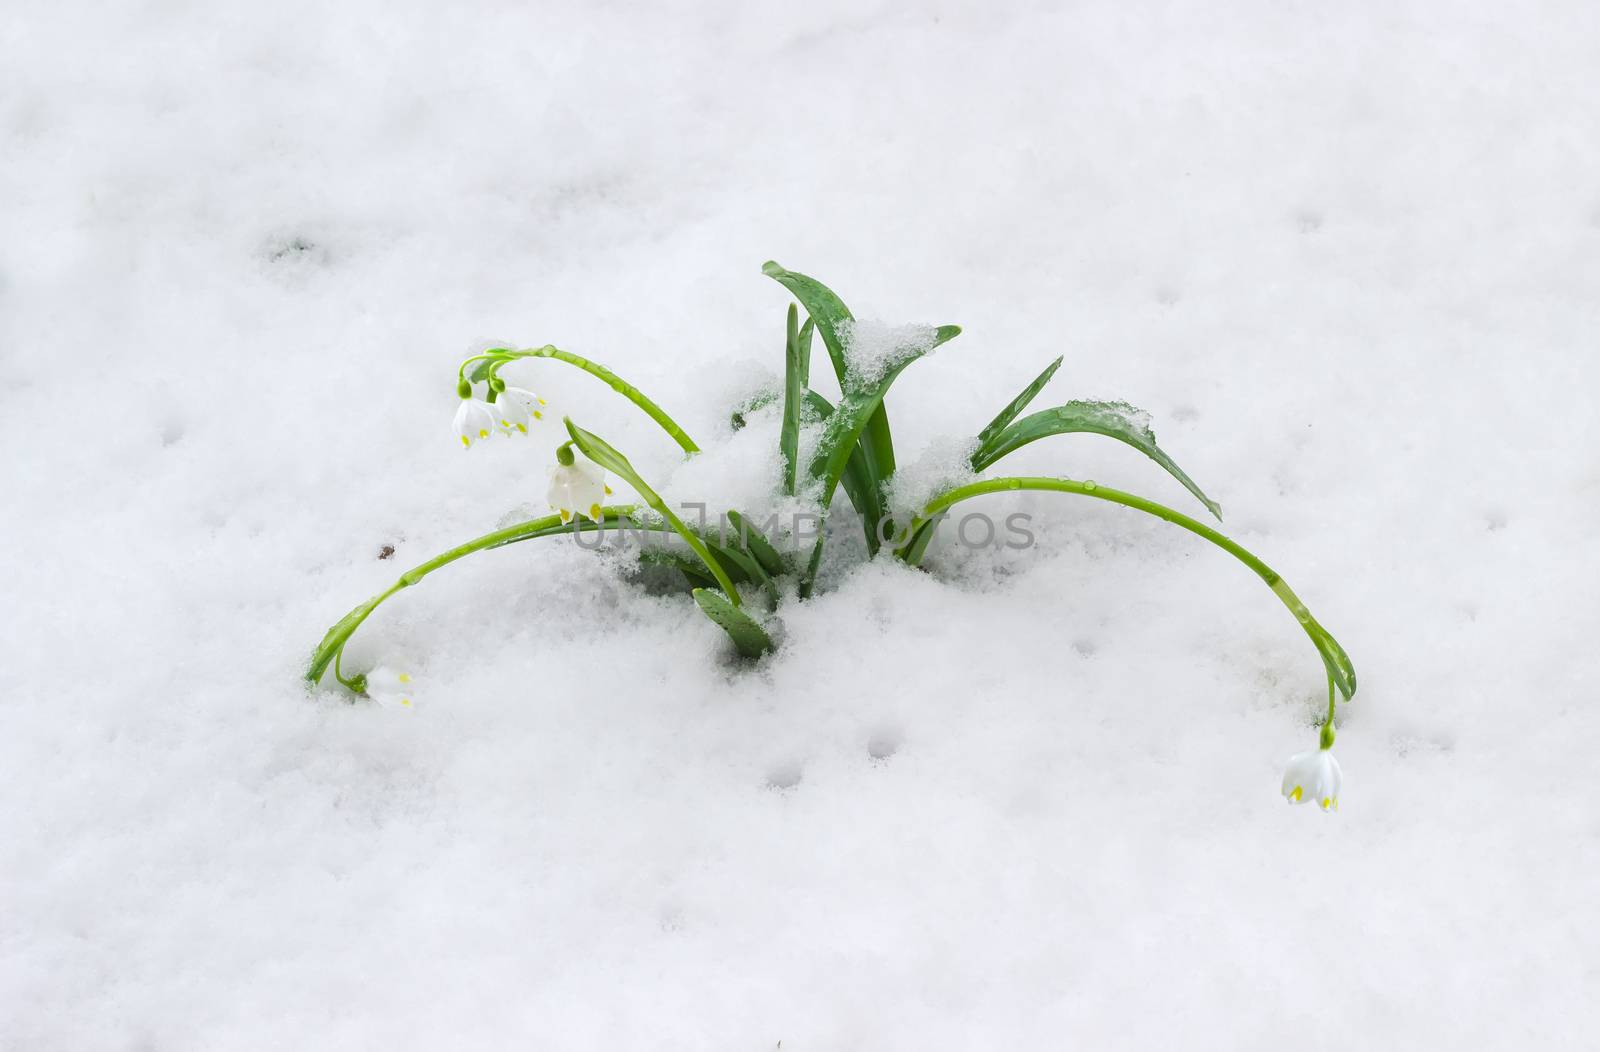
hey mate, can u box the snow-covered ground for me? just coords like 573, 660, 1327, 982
4, 2, 1598, 1048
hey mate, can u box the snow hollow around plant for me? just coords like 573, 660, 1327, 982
4, 3, 1598, 1050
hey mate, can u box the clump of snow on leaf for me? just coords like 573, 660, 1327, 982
837, 318, 940, 389
886, 435, 980, 524
1082, 400, 1155, 435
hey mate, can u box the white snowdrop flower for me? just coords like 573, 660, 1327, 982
493, 386, 547, 435
364, 667, 415, 710
453, 398, 498, 448
1281, 748, 1342, 811
547, 460, 610, 523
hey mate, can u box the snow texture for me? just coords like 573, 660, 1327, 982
4, 2, 1600, 1049
837, 317, 941, 389
884, 434, 980, 524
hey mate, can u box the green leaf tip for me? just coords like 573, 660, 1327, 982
974, 400, 1222, 522
692, 587, 776, 658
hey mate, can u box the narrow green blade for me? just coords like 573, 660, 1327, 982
797, 324, 961, 596
708, 542, 779, 609
804, 390, 882, 553
639, 547, 720, 589
692, 588, 776, 658
781, 304, 804, 495
725, 510, 788, 578
565, 419, 745, 602
973, 400, 1222, 521
797, 316, 814, 378
975, 355, 1063, 451
762, 261, 898, 505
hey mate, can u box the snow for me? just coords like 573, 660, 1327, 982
837, 317, 941, 389
4, 2, 1599, 1048
884, 434, 979, 524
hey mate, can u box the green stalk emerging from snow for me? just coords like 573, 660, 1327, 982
899, 475, 1354, 700
310, 261, 1358, 810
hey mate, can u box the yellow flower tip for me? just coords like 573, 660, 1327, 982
397, 673, 411, 684
533, 410, 543, 420
537, 398, 547, 406
603, 485, 613, 495
516, 423, 528, 434
400, 698, 412, 707
558, 508, 572, 523
1288, 786, 1303, 802
589, 503, 602, 520
478, 428, 489, 439
460, 435, 470, 448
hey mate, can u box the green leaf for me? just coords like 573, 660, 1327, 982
704, 544, 754, 585
797, 316, 814, 377
564, 419, 745, 603
781, 304, 805, 495
1269, 578, 1358, 700
898, 517, 939, 566
639, 546, 720, 589
976, 355, 1063, 451
692, 588, 776, 658
797, 324, 961, 596
762, 261, 899, 510
761, 262, 854, 382
804, 390, 882, 553
708, 541, 779, 609
307, 592, 388, 684
1316, 622, 1358, 701
973, 401, 1222, 521
725, 510, 788, 578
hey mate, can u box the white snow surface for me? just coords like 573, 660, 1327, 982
4, 3, 1599, 1049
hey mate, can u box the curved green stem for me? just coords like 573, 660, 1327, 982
333, 646, 365, 692
562, 419, 741, 604
457, 351, 510, 381
474, 346, 700, 455
899, 476, 1356, 699
1319, 675, 1338, 748
306, 506, 641, 686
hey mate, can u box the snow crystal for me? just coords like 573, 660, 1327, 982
885, 435, 980, 523
837, 317, 940, 389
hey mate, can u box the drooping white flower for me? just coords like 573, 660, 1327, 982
493, 386, 547, 435
453, 398, 499, 448
364, 666, 415, 710
547, 460, 610, 523
1281, 748, 1342, 811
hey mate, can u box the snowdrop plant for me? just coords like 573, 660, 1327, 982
308, 262, 1357, 807
546, 444, 610, 524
